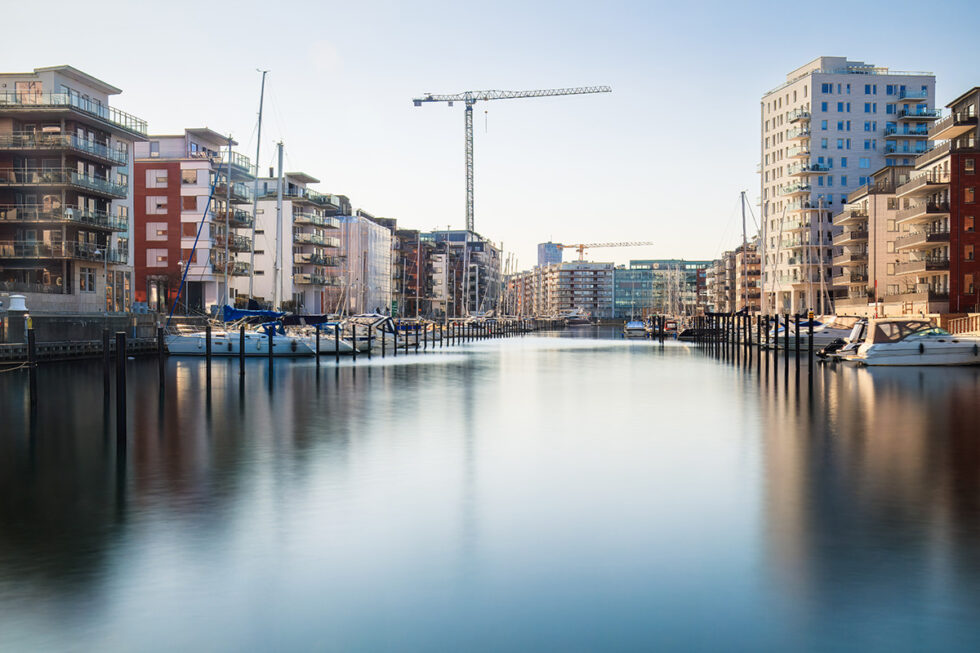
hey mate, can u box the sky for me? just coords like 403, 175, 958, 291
5, 0, 978, 270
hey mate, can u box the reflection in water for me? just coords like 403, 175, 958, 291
1, 332, 979, 650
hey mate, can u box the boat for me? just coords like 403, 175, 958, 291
166, 323, 314, 357
852, 318, 980, 366
560, 307, 592, 327
623, 320, 647, 338
766, 315, 860, 349
818, 318, 867, 360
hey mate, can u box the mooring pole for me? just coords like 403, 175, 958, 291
115, 331, 127, 448
157, 326, 165, 388
27, 328, 37, 411
103, 328, 111, 403
205, 324, 212, 388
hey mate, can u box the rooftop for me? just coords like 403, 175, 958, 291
764, 56, 934, 97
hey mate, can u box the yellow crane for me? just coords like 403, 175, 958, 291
558, 241, 656, 262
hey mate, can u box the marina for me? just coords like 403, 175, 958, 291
3, 328, 980, 650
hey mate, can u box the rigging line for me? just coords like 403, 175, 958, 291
711, 195, 742, 258
744, 195, 761, 233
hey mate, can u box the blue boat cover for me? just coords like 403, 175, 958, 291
223, 305, 285, 322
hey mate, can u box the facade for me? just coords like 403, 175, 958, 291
425, 230, 501, 317
612, 264, 654, 319
247, 172, 345, 313
542, 261, 614, 318
391, 227, 434, 317
705, 256, 732, 313
331, 209, 392, 314
734, 241, 762, 312
761, 56, 936, 313
0, 65, 145, 312
892, 87, 980, 314
134, 128, 254, 313
831, 165, 912, 316
630, 259, 711, 316
537, 241, 562, 267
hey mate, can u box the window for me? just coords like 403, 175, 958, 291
146, 222, 168, 241
841, 176, 847, 186
837, 139, 844, 149
821, 83, 832, 93
79, 266, 96, 292
837, 102, 844, 112
821, 101, 828, 111
181, 170, 198, 184
967, 187, 976, 204
841, 157, 848, 168
886, 242, 895, 253
146, 169, 168, 188
864, 140, 872, 150
846, 102, 851, 112
865, 84, 872, 95
146, 248, 168, 267
117, 172, 128, 188
837, 120, 844, 131
818, 176, 824, 186
828, 176, 834, 187
966, 216, 975, 232
887, 263, 896, 275
821, 138, 828, 149
146, 196, 168, 215
182, 222, 197, 237
182, 195, 197, 211
149, 141, 160, 157
967, 274, 975, 295
966, 159, 975, 174
827, 157, 834, 167
886, 84, 894, 95
887, 219, 896, 232
886, 104, 895, 114
821, 120, 828, 130
966, 245, 975, 261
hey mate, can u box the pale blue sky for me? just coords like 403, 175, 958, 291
5, 0, 977, 268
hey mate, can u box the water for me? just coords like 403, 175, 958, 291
2, 329, 980, 651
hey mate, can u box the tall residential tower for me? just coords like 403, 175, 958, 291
760, 57, 935, 313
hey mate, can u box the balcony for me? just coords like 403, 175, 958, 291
0, 132, 128, 166
788, 109, 810, 123
883, 288, 949, 305
898, 89, 929, 102
293, 252, 340, 266
787, 127, 811, 141
884, 125, 929, 138
213, 208, 253, 229
895, 256, 949, 275
0, 204, 128, 231
833, 250, 868, 266
832, 229, 868, 245
0, 168, 127, 198
782, 218, 806, 232
884, 142, 930, 156
833, 271, 869, 285
0, 91, 147, 137
786, 199, 821, 212
834, 208, 868, 226
780, 182, 812, 196
0, 240, 127, 262
898, 107, 940, 121
895, 227, 950, 251
787, 163, 830, 176
930, 111, 977, 141
293, 232, 341, 248
213, 178, 251, 203
896, 170, 950, 197
293, 212, 341, 229
264, 187, 342, 210
214, 232, 252, 252
786, 145, 811, 159
896, 201, 950, 225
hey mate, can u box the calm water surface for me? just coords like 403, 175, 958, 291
2, 328, 980, 651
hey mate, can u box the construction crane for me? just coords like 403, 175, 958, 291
558, 241, 656, 262
412, 86, 612, 233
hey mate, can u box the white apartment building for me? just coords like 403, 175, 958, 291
760, 56, 936, 313
244, 172, 346, 313
330, 210, 392, 315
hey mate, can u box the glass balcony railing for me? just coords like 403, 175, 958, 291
0, 240, 127, 262
884, 125, 929, 137
0, 92, 146, 136
898, 107, 940, 119
0, 132, 128, 165
0, 168, 127, 197
884, 142, 930, 155
898, 89, 929, 100
0, 204, 128, 231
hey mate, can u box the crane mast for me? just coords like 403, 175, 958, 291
413, 86, 612, 232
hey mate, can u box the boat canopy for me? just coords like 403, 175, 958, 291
866, 318, 934, 344
223, 305, 284, 322
281, 314, 334, 327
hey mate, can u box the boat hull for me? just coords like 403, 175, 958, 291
166, 332, 314, 357
856, 340, 980, 366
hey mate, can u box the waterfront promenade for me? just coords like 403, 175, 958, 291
2, 329, 980, 651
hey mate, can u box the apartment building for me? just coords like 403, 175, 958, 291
627, 259, 711, 316
734, 240, 761, 312
537, 241, 562, 267
425, 230, 501, 317
248, 172, 346, 313
330, 209, 392, 314
133, 128, 254, 313
612, 263, 654, 319
761, 57, 936, 314
391, 227, 434, 317
705, 256, 731, 312
831, 165, 912, 316
542, 260, 614, 318
892, 86, 980, 314
0, 66, 145, 312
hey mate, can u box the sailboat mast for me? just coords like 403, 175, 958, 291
740, 190, 748, 313
248, 70, 268, 300
224, 134, 232, 307
273, 141, 283, 309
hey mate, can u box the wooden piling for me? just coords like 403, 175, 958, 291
316, 326, 321, 366
205, 324, 212, 386
115, 332, 127, 447
27, 328, 37, 411
158, 327, 166, 387
103, 328, 111, 403
335, 324, 341, 363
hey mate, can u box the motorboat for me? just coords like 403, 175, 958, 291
166, 326, 314, 357
560, 307, 592, 327
852, 318, 980, 366
820, 319, 867, 361
623, 320, 647, 338
766, 315, 859, 349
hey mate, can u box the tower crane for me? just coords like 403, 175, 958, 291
412, 86, 612, 233
558, 241, 656, 262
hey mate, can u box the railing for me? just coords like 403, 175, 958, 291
0, 204, 128, 231
788, 109, 810, 122
212, 208, 253, 229
833, 271, 869, 284
897, 170, 951, 195
0, 240, 127, 262
929, 111, 978, 139
787, 163, 829, 175
898, 107, 940, 119
948, 314, 980, 335
263, 187, 341, 208
787, 127, 811, 139
0, 92, 147, 136
895, 256, 949, 275
832, 229, 868, 245
213, 179, 251, 201
896, 201, 950, 221
898, 89, 929, 100
0, 280, 66, 295
0, 167, 127, 197
833, 251, 868, 265
0, 132, 128, 165
885, 142, 930, 155
895, 227, 950, 249
293, 212, 341, 229
780, 182, 811, 195
786, 146, 810, 158
884, 125, 929, 137
293, 232, 341, 248
214, 232, 252, 251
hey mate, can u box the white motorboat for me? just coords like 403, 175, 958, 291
767, 315, 859, 349
623, 320, 647, 338
166, 328, 314, 357
852, 318, 980, 366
